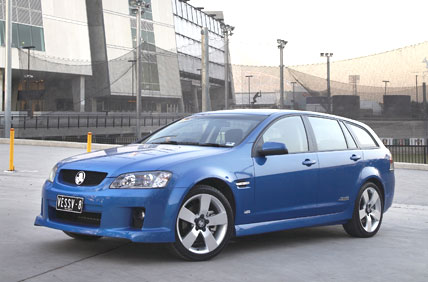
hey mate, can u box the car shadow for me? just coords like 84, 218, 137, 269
46, 225, 349, 263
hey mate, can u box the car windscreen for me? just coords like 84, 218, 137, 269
143, 114, 267, 147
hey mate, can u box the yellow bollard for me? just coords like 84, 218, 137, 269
87, 132, 92, 153
9, 128, 15, 171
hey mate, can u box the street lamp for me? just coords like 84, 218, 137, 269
383, 80, 390, 96
245, 75, 253, 108
130, 0, 151, 139
278, 39, 288, 109
221, 23, 234, 110
320, 52, 333, 113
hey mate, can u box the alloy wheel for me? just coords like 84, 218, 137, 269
176, 193, 228, 254
359, 187, 382, 233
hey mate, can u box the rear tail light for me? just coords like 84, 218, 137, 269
389, 155, 394, 171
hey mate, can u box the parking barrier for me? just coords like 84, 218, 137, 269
87, 132, 92, 152
9, 128, 14, 171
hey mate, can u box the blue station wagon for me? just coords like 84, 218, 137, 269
35, 110, 395, 260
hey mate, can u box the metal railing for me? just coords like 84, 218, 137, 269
386, 145, 428, 164
0, 113, 186, 130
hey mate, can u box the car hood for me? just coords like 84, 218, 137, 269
58, 143, 229, 177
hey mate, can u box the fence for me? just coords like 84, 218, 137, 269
386, 145, 428, 164
0, 113, 186, 130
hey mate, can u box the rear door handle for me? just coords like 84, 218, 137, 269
350, 154, 362, 161
302, 159, 317, 167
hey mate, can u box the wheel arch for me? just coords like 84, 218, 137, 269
192, 178, 237, 218
363, 177, 385, 207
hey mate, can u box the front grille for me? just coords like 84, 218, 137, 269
50, 207, 101, 227
59, 169, 107, 186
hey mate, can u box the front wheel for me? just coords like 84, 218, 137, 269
343, 182, 383, 238
169, 185, 234, 261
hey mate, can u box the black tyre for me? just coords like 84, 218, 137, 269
169, 185, 234, 261
63, 231, 102, 240
343, 182, 384, 238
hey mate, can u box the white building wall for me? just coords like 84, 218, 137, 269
0, 0, 91, 75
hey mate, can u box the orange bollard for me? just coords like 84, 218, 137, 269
87, 132, 92, 153
9, 128, 15, 171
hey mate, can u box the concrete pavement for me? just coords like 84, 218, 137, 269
0, 144, 427, 282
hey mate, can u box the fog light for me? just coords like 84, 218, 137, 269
132, 208, 145, 229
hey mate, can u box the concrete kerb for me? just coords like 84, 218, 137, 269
1, 138, 428, 171
394, 162, 428, 171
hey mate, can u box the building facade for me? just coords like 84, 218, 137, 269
0, 0, 232, 114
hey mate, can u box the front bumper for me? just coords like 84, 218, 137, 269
34, 180, 186, 243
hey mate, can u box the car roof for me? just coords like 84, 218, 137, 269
192, 109, 368, 127
194, 109, 347, 119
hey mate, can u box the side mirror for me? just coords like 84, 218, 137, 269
258, 142, 288, 157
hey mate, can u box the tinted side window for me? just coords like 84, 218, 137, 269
346, 123, 378, 148
261, 116, 308, 153
308, 117, 347, 151
339, 122, 357, 149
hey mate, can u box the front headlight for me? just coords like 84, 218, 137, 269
110, 171, 172, 189
48, 164, 58, 182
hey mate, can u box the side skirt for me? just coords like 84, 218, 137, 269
235, 212, 350, 237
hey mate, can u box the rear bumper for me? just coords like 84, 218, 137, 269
34, 180, 186, 243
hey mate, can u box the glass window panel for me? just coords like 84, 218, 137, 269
143, 11, 152, 20
261, 116, 309, 153
17, 24, 32, 48
340, 122, 357, 149
147, 31, 155, 44
201, 14, 206, 27
151, 64, 159, 84
31, 26, 44, 51
12, 23, 19, 48
192, 8, 197, 25
346, 123, 378, 148
308, 117, 347, 151
186, 5, 192, 22
177, 1, 182, 17
0, 21, 5, 46
197, 10, 201, 25
182, 3, 187, 19
172, 0, 177, 14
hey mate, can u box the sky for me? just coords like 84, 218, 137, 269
190, 0, 428, 67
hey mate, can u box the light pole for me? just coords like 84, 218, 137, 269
23, 45, 35, 117
245, 75, 253, 108
130, 0, 150, 139
4, 0, 12, 137
221, 24, 234, 110
320, 52, 333, 113
278, 39, 287, 109
290, 81, 297, 110
383, 80, 390, 96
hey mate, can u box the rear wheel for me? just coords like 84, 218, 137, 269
169, 185, 234, 261
63, 231, 102, 240
343, 182, 383, 238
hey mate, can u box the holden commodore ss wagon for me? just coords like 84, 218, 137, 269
35, 110, 395, 261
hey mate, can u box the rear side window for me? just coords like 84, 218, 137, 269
308, 117, 347, 151
339, 122, 357, 149
261, 116, 308, 153
346, 123, 378, 148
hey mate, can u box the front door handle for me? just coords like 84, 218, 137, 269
350, 154, 362, 161
302, 159, 317, 167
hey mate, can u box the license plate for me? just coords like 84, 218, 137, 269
56, 195, 84, 214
